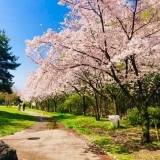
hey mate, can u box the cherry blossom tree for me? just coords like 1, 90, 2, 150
56, 0, 160, 143
22, 0, 160, 143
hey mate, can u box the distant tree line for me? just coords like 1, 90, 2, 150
0, 92, 20, 106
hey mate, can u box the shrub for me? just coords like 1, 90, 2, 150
57, 103, 68, 113
148, 107, 160, 126
127, 108, 141, 126
63, 93, 83, 115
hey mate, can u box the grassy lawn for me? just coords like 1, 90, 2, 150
0, 106, 37, 137
1, 106, 159, 159
28, 108, 160, 160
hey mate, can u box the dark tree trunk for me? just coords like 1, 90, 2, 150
82, 95, 86, 116
47, 100, 50, 112
139, 105, 150, 144
30, 101, 32, 109
53, 99, 57, 112
94, 94, 100, 121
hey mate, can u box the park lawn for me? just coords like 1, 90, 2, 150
0, 106, 37, 137
28, 108, 160, 160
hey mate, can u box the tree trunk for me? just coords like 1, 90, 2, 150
47, 100, 50, 112
53, 99, 57, 112
154, 122, 160, 141
140, 106, 150, 144
35, 101, 38, 109
94, 94, 100, 121
69, 105, 72, 113
82, 95, 86, 116
30, 101, 32, 109
113, 99, 119, 115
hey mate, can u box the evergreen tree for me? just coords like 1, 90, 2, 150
0, 30, 20, 93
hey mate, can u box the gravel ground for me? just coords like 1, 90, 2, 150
0, 111, 111, 160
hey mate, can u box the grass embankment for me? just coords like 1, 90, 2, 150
0, 106, 37, 137
27, 108, 160, 160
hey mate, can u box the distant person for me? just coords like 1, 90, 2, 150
22, 103, 26, 111
18, 103, 21, 111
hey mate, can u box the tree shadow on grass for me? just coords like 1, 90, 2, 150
0, 110, 37, 121
0, 110, 37, 129
105, 128, 160, 155
85, 123, 160, 158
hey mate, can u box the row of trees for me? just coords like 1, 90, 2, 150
20, 0, 160, 143
0, 92, 20, 106
26, 88, 128, 115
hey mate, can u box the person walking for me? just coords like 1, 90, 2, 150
22, 103, 26, 111
18, 103, 21, 111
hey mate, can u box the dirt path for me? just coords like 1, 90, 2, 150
0, 111, 111, 160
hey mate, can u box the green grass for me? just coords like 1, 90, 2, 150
27, 108, 160, 160
0, 106, 37, 136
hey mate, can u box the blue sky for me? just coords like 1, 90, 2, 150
0, 0, 68, 90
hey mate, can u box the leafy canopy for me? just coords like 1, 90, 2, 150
0, 30, 20, 93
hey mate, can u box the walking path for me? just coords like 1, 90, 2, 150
0, 111, 111, 160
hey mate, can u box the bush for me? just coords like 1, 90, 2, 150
57, 103, 68, 113
63, 93, 83, 115
127, 108, 141, 126
148, 107, 160, 126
